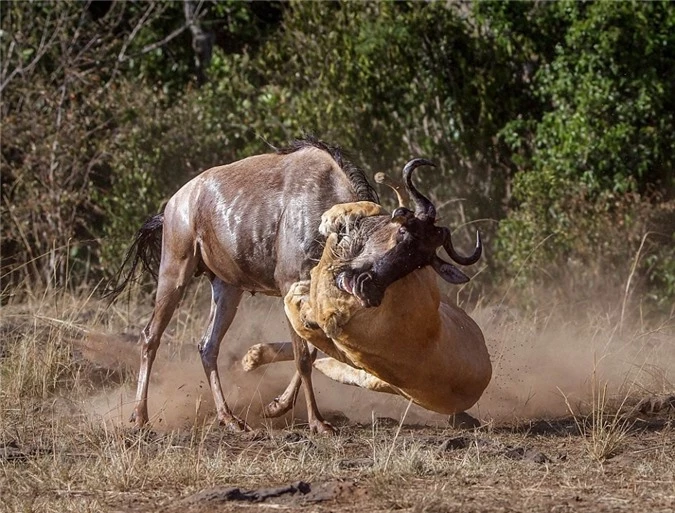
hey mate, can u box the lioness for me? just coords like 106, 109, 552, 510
248, 201, 492, 415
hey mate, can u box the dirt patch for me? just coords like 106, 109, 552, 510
472, 306, 675, 421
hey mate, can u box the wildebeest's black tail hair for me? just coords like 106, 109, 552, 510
103, 213, 164, 302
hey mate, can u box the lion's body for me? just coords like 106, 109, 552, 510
282, 203, 492, 414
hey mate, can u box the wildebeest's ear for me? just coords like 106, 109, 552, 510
431, 256, 470, 284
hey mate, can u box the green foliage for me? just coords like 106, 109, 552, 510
496, 1, 675, 312
533, 1, 674, 192
2, 0, 673, 315
95, 83, 244, 268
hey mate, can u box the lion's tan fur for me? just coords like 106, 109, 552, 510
283, 202, 492, 415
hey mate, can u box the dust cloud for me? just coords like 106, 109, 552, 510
82, 293, 674, 430
472, 305, 674, 421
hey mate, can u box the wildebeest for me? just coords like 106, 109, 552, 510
242, 183, 491, 416
108, 138, 480, 433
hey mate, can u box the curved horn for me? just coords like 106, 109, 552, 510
441, 228, 482, 266
402, 158, 436, 221
375, 172, 409, 208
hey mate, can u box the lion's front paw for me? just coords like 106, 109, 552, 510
319, 202, 383, 237
319, 207, 345, 237
284, 280, 310, 312
322, 308, 348, 339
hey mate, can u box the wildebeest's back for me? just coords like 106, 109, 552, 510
178, 147, 370, 294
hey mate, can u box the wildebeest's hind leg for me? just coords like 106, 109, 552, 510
198, 277, 248, 431
131, 252, 196, 428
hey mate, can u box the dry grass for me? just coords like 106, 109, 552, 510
562, 375, 635, 462
1, 285, 674, 512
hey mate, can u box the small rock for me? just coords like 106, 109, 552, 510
304, 480, 362, 503
504, 446, 550, 464
438, 436, 470, 451
181, 481, 310, 505
448, 412, 482, 429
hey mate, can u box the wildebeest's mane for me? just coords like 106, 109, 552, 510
277, 136, 379, 203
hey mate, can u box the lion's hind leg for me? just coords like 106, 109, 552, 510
313, 358, 399, 395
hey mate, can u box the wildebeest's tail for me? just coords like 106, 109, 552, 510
103, 213, 164, 302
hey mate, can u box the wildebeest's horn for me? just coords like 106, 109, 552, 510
375, 172, 409, 208
402, 158, 436, 221
440, 228, 482, 266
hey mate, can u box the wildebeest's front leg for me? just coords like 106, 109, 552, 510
198, 277, 249, 431
260, 366, 302, 419
283, 280, 335, 434
289, 331, 334, 434
241, 340, 312, 419
266, 235, 362, 422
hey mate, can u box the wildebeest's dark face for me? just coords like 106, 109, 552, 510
330, 160, 482, 308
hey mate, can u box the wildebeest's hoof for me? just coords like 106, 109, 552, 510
262, 397, 293, 419
129, 408, 149, 429
309, 419, 336, 435
220, 415, 252, 433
